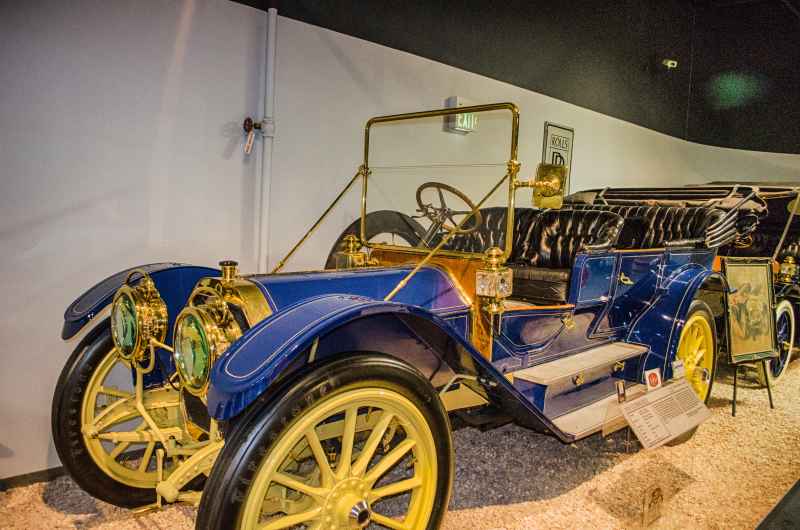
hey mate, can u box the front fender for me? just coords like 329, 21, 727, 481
627, 265, 727, 381
62, 262, 219, 340
207, 294, 563, 440
208, 295, 421, 419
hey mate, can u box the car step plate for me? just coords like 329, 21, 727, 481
512, 342, 648, 386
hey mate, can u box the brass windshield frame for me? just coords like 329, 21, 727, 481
361, 102, 521, 264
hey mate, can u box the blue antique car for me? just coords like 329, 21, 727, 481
52, 103, 742, 529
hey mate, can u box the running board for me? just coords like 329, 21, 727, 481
552, 384, 646, 438
513, 342, 648, 386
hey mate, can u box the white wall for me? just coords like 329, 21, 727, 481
2, 6, 800, 479
266, 16, 800, 272
0, 0, 264, 479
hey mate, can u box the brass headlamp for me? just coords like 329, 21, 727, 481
173, 261, 261, 396
779, 256, 798, 284
110, 270, 168, 361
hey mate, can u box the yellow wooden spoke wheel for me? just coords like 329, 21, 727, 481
80, 346, 181, 488
243, 388, 436, 530
196, 355, 453, 530
52, 327, 185, 507
676, 301, 717, 403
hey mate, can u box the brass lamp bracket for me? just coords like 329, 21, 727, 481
514, 163, 567, 208
334, 234, 374, 269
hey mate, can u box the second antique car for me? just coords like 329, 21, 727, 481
52, 103, 749, 529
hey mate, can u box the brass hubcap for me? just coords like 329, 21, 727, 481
323, 477, 370, 528
349, 499, 371, 528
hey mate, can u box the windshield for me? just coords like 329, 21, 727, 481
363, 105, 518, 257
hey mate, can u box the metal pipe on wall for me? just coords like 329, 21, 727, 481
256, 6, 278, 272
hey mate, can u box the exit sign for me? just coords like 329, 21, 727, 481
444, 96, 478, 134
453, 112, 478, 132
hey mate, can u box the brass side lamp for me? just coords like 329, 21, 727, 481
476, 247, 513, 318
334, 234, 371, 269
515, 163, 567, 209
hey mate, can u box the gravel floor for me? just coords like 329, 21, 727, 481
2, 362, 798, 529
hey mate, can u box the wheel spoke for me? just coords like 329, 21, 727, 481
138, 441, 155, 473
271, 472, 328, 501
90, 399, 139, 433
108, 441, 131, 460
98, 386, 133, 399
258, 507, 322, 530
436, 187, 447, 210
305, 428, 334, 488
694, 348, 706, 366
369, 475, 422, 502
351, 411, 394, 477
364, 438, 415, 485
335, 406, 358, 479
371, 512, 411, 530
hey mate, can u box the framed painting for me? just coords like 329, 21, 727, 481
723, 258, 778, 364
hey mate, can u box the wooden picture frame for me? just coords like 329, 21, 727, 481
723, 257, 778, 364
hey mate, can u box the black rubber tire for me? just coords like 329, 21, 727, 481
325, 210, 426, 269
51, 324, 156, 507
665, 300, 718, 446
196, 354, 453, 530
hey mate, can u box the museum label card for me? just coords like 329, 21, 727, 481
620, 378, 711, 449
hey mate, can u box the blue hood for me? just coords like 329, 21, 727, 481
249, 266, 468, 314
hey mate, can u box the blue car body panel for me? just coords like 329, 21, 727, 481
251, 266, 468, 312
627, 250, 723, 381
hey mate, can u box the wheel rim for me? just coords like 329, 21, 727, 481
677, 313, 714, 401
770, 307, 792, 378
80, 347, 180, 488
240, 387, 438, 530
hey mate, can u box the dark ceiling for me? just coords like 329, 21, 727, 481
235, 0, 800, 154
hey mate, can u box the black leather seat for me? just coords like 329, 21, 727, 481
567, 204, 726, 248
508, 209, 623, 303
441, 207, 516, 253
445, 208, 624, 304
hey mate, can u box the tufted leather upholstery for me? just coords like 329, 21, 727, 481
444, 208, 624, 304
441, 207, 517, 254
511, 209, 623, 268
568, 204, 725, 249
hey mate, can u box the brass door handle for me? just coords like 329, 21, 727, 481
619, 272, 634, 286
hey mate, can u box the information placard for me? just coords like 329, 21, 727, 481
620, 379, 711, 449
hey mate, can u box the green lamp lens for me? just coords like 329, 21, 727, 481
175, 314, 211, 391
111, 293, 138, 358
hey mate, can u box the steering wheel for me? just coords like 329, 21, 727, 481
415, 182, 482, 235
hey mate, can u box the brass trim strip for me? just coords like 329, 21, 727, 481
271, 167, 365, 274
363, 102, 520, 165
